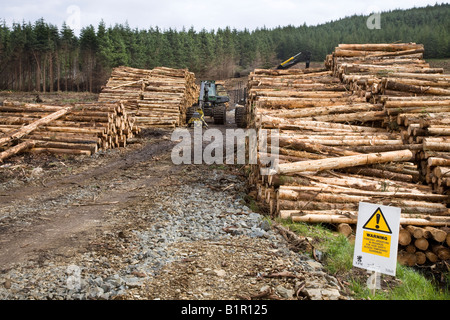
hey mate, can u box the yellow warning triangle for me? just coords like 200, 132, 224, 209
362, 207, 392, 234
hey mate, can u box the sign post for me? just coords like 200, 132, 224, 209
353, 202, 401, 279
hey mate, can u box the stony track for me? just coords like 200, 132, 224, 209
0, 123, 348, 301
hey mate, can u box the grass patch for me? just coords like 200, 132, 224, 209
209, 164, 228, 171
244, 195, 260, 212
351, 264, 449, 300
279, 219, 353, 274
387, 266, 449, 300
279, 219, 450, 300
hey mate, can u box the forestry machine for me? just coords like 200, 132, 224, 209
187, 80, 229, 126
234, 51, 312, 128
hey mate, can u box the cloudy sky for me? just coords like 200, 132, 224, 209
0, 0, 446, 33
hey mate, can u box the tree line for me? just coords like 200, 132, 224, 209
0, 3, 449, 93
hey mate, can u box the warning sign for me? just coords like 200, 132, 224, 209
353, 202, 401, 277
362, 207, 392, 234
362, 231, 391, 257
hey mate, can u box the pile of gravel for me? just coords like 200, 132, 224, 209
0, 169, 344, 300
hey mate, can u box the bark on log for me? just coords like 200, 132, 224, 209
277, 184, 447, 202
405, 225, 424, 239
384, 100, 450, 108
276, 149, 413, 174
277, 137, 360, 157
25, 133, 101, 145
29, 147, 92, 156
423, 226, 447, 242
34, 141, 98, 153
425, 141, 450, 152
427, 157, 450, 167
384, 80, 450, 95
337, 43, 424, 52
383, 77, 450, 88
426, 127, 450, 136
276, 198, 447, 215
433, 167, 450, 178
280, 210, 450, 226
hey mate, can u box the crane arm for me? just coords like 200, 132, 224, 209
276, 51, 311, 70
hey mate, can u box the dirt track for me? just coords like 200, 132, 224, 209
0, 112, 347, 300
0, 130, 175, 268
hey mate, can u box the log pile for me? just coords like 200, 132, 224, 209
246, 68, 390, 128
325, 43, 450, 195
380, 96, 450, 190
325, 43, 445, 102
0, 100, 136, 159
380, 95, 450, 195
98, 66, 150, 111
99, 66, 198, 129
137, 67, 199, 128
248, 43, 450, 264
246, 55, 450, 239
397, 225, 450, 266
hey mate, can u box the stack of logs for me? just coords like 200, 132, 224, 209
325, 43, 450, 195
99, 66, 198, 128
0, 100, 135, 160
325, 43, 439, 101
398, 225, 450, 266
0, 65, 198, 162
246, 68, 448, 221
98, 66, 151, 113
246, 48, 450, 265
383, 95, 450, 195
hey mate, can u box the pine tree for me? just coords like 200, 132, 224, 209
0, 3, 449, 92
79, 25, 98, 92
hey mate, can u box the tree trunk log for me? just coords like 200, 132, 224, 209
398, 251, 417, 266
431, 244, 450, 260
423, 227, 447, 242
0, 140, 36, 162
29, 147, 92, 156
337, 223, 353, 237
280, 210, 450, 226
425, 251, 438, 263
399, 228, 412, 246
415, 251, 426, 265
276, 149, 413, 174
405, 225, 424, 239
414, 238, 429, 251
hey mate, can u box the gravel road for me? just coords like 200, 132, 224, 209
0, 126, 349, 301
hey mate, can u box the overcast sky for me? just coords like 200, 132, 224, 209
1, 0, 447, 33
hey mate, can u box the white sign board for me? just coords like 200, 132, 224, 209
353, 202, 401, 276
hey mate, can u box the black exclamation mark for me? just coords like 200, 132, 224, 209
376, 213, 380, 229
